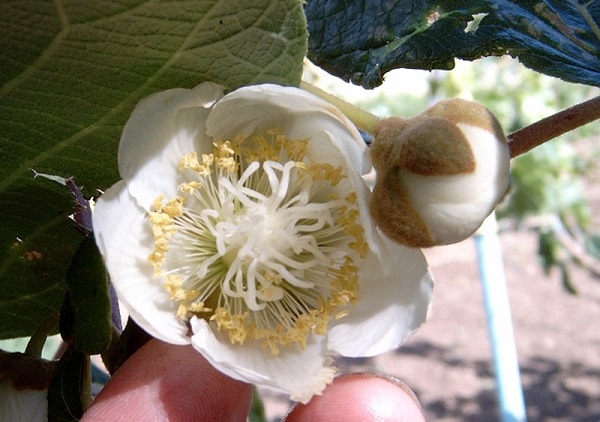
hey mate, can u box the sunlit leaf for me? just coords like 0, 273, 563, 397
0, 0, 307, 339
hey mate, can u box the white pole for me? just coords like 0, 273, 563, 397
475, 213, 527, 422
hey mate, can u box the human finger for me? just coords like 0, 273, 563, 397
82, 339, 253, 422
284, 372, 425, 422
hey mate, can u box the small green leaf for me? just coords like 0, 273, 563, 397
560, 265, 578, 295
499, 139, 590, 223
538, 230, 559, 275
59, 291, 76, 345
101, 318, 151, 375
306, 0, 600, 88
585, 234, 600, 259
249, 388, 268, 422
64, 237, 112, 355
47, 346, 90, 422
0, 0, 307, 339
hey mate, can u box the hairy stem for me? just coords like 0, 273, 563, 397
25, 312, 59, 357
300, 81, 381, 134
508, 95, 600, 158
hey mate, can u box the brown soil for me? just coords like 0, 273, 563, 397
260, 230, 600, 421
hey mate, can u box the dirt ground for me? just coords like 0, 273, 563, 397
260, 229, 600, 421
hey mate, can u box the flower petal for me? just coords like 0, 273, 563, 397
401, 124, 511, 244
206, 83, 385, 257
0, 381, 47, 422
119, 82, 224, 210
327, 233, 433, 357
190, 317, 336, 403
205, 84, 371, 176
92, 181, 189, 345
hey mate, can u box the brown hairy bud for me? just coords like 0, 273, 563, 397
370, 99, 510, 247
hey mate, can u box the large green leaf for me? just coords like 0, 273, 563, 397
305, 0, 600, 88
0, 0, 307, 338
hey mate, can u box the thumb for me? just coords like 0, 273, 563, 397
82, 339, 253, 422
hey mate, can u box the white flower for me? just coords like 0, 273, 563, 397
92, 82, 433, 403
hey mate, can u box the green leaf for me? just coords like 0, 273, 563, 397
0, 181, 82, 339
47, 346, 89, 422
585, 234, 600, 259
560, 264, 578, 295
249, 388, 268, 422
499, 139, 590, 224
538, 230, 559, 275
0, 0, 307, 339
64, 237, 112, 355
305, 0, 600, 88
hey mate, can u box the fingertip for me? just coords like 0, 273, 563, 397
83, 339, 253, 422
284, 373, 425, 422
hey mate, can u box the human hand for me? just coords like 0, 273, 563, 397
82, 339, 425, 421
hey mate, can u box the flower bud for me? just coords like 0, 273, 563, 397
370, 99, 510, 247
0, 351, 56, 422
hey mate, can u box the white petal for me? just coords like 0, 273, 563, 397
190, 318, 336, 403
119, 82, 224, 210
401, 123, 511, 244
205, 84, 371, 176
327, 234, 433, 357
92, 181, 189, 345
0, 381, 47, 422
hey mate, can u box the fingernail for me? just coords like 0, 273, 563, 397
366, 372, 422, 409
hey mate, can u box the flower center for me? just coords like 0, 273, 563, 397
148, 129, 367, 355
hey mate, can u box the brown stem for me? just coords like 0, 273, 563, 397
508, 95, 600, 158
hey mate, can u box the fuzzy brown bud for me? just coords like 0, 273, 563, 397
370, 99, 510, 247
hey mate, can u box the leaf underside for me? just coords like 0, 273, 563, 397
305, 0, 600, 88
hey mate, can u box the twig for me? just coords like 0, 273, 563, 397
527, 214, 600, 278
300, 81, 381, 134
508, 95, 600, 158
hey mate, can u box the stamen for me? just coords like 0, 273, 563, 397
148, 130, 368, 354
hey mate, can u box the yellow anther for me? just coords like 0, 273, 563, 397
188, 302, 212, 313
214, 141, 235, 158
152, 195, 166, 212
179, 152, 201, 172
176, 303, 189, 320
165, 274, 184, 289
178, 181, 203, 194
216, 156, 238, 173
345, 192, 357, 204
150, 129, 368, 355
162, 198, 184, 217
302, 163, 345, 186
212, 308, 249, 345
